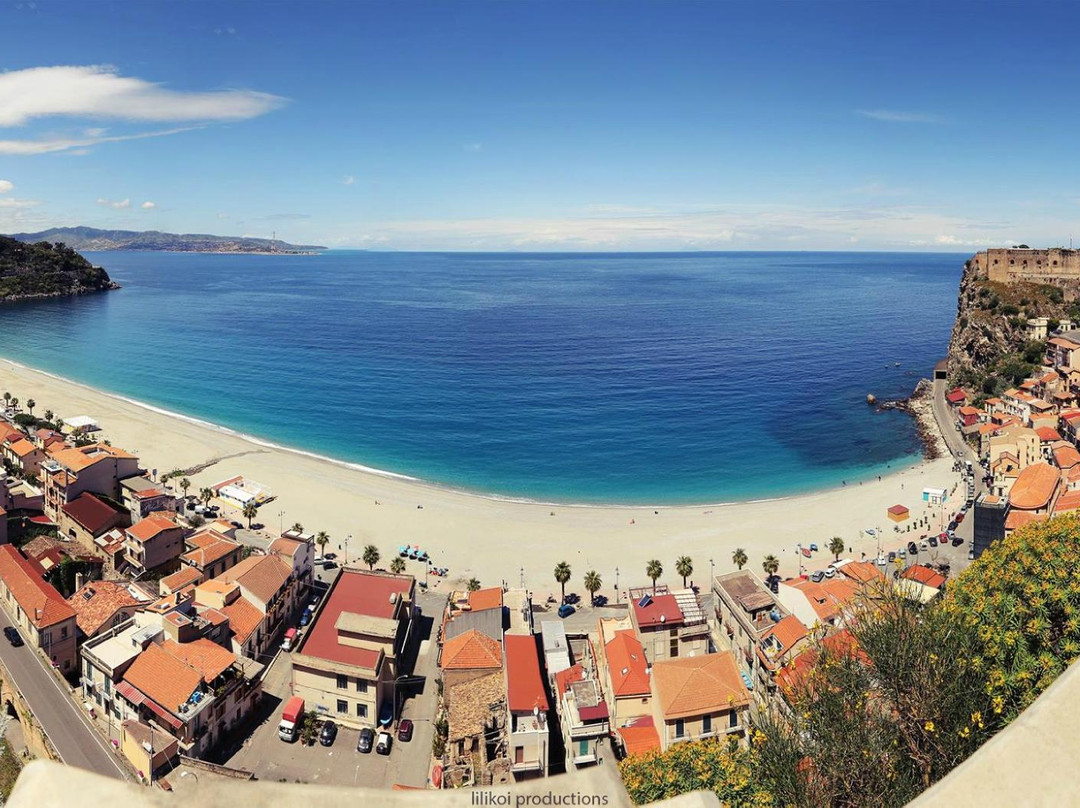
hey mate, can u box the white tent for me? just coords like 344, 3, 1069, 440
63, 415, 99, 434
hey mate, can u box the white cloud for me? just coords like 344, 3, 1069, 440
96, 197, 130, 209
0, 180, 12, 193
857, 109, 942, 124
0, 125, 200, 155
0, 197, 37, 209
140, 201, 155, 210
0, 65, 285, 127
342, 175, 355, 185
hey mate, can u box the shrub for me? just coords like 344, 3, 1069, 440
619, 737, 770, 806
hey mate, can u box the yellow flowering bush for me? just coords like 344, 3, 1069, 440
617, 737, 770, 806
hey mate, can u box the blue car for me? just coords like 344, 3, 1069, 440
809, 543, 819, 552
299, 610, 312, 627
558, 604, 576, 618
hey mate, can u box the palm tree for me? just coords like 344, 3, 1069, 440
25, 399, 34, 417
200, 487, 214, 507
362, 544, 380, 570
291, 522, 304, 534
315, 531, 330, 557
43, 409, 53, 424
3, 393, 10, 409
583, 570, 602, 606
390, 557, 406, 575
762, 554, 780, 578
179, 477, 191, 498
733, 548, 748, 570
554, 561, 571, 604
466, 578, 481, 592
55, 418, 64, 432
10, 398, 18, 411
241, 500, 258, 528
675, 555, 693, 588
829, 535, 846, 561
646, 559, 663, 593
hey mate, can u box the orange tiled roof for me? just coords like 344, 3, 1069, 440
0, 545, 75, 629
1054, 489, 1080, 515
900, 565, 946, 590
1009, 463, 1061, 510
441, 628, 502, 671
50, 444, 135, 472
220, 595, 263, 644
127, 513, 179, 542
66, 581, 142, 637
268, 537, 304, 557
504, 633, 549, 713
123, 643, 202, 713
784, 577, 860, 623
837, 561, 885, 586
182, 530, 240, 568
554, 663, 585, 695
605, 630, 651, 698
1037, 427, 1063, 442
6, 439, 38, 458
618, 722, 661, 757
467, 587, 503, 612
762, 615, 809, 654
160, 566, 203, 593
162, 637, 235, 682
1005, 510, 1049, 530
217, 554, 291, 604
1054, 445, 1080, 470
652, 652, 750, 720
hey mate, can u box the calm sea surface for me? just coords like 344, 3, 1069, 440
0, 251, 960, 503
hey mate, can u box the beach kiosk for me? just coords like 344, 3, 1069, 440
62, 415, 99, 435
887, 504, 910, 523
922, 487, 947, 506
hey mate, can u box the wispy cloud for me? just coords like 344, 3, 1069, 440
0, 180, 12, 194
0, 65, 285, 127
96, 197, 130, 209
856, 109, 942, 124
0, 197, 37, 209
342, 175, 355, 186
0, 125, 201, 155
140, 201, 156, 210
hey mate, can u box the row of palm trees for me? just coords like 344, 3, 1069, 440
1, 392, 36, 416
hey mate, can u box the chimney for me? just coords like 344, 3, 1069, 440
75, 572, 85, 592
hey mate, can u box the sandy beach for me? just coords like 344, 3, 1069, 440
0, 358, 962, 600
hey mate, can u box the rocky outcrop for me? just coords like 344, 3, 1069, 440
875, 378, 945, 459
0, 236, 119, 301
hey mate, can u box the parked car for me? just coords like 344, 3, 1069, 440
888, 551, 896, 563
557, 604, 576, 619
357, 727, 375, 753
955, 513, 965, 524
952, 536, 965, 547
947, 520, 958, 532
230, 520, 244, 529
822, 567, 837, 579
3, 627, 23, 647
920, 541, 929, 551
810, 570, 825, 583
299, 610, 312, 628
907, 541, 918, 555
898, 549, 906, 559
928, 536, 938, 547
376, 731, 393, 755
809, 543, 819, 552
319, 720, 338, 747
397, 719, 413, 743
323, 560, 338, 570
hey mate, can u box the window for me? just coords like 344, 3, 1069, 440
61, 626, 68, 639
336, 700, 348, 714
669, 637, 679, 657
578, 739, 589, 756
702, 715, 712, 735
729, 710, 739, 728
674, 719, 685, 739
514, 747, 524, 764
336, 674, 347, 689
356, 703, 367, 718
104, 677, 111, 695
355, 679, 368, 693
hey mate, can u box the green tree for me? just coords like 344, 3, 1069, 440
10, 398, 18, 411
241, 500, 258, 528
200, 487, 214, 507
390, 557, 406, 575
762, 554, 780, 577
24, 399, 34, 417
2, 393, 9, 409
315, 530, 330, 557
732, 548, 748, 570
290, 521, 304, 534
554, 561, 572, 603
362, 544, 380, 570
43, 409, 53, 423
675, 555, 693, 588
646, 559, 663, 593
179, 477, 191, 498
829, 535, 846, 561
466, 577, 481, 592
583, 570, 602, 606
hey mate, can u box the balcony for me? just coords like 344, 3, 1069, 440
568, 721, 609, 740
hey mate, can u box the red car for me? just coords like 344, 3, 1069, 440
397, 719, 413, 742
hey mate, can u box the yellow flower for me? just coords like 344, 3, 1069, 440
958, 726, 971, 738
929, 653, 938, 662
924, 721, 935, 733
992, 695, 1005, 714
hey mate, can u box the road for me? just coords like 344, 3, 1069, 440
0, 608, 128, 780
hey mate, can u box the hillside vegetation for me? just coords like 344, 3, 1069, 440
0, 235, 118, 299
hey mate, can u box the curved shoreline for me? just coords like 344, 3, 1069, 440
0, 353, 924, 510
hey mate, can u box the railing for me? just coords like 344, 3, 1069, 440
569, 721, 609, 739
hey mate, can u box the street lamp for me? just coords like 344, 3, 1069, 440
345, 533, 351, 566
278, 509, 285, 535
614, 566, 619, 602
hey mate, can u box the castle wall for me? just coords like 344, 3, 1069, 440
984, 248, 1080, 284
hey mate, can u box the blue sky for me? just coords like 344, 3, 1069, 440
2, 0, 1079, 250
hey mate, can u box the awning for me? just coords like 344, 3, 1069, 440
115, 680, 146, 706
143, 698, 183, 731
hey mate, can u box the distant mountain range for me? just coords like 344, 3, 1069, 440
7, 227, 326, 254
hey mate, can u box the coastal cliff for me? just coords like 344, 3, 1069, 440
945, 249, 1077, 399
0, 236, 119, 301
7, 227, 326, 254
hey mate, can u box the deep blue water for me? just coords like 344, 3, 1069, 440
0, 251, 960, 503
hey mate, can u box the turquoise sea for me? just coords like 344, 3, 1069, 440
0, 251, 960, 504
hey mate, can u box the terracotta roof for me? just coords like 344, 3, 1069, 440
1054, 445, 1080, 470
1005, 510, 1049, 530
1050, 336, 1080, 349
618, 720, 661, 757
217, 554, 291, 604
605, 630, 651, 697
504, 633, 549, 713
1008, 463, 1061, 510
268, 537, 305, 557
199, 607, 229, 627
467, 587, 503, 612
220, 595, 263, 644
0, 545, 75, 629
887, 504, 909, 515
7, 439, 38, 458
1053, 489, 1080, 515
50, 444, 135, 472
123, 643, 202, 713
836, 561, 885, 586
126, 513, 180, 542
651, 652, 750, 720
900, 565, 946, 590
441, 628, 502, 671
66, 581, 142, 637
1037, 427, 1063, 442
182, 530, 240, 568
554, 663, 585, 695
631, 593, 684, 628
777, 630, 860, 698
784, 577, 860, 623
162, 638, 235, 682
946, 389, 967, 404
61, 492, 121, 536
958, 405, 979, 416
761, 615, 809, 654
160, 566, 203, 593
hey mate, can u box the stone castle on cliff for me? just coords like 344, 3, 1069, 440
972, 248, 1080, 286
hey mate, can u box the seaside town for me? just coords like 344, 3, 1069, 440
0, 289, 1068, 798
